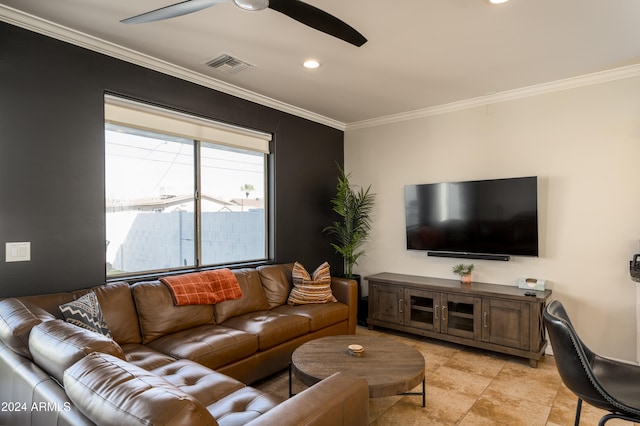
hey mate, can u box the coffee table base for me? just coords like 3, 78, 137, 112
288, 363, 426, 407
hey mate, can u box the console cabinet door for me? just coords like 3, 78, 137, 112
370, 283, 404, 325
442, 294, 481, 340
404, 288, 441, 331
481, 299, 530, 350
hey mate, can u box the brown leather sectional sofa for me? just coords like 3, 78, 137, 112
0, 263, 369, 425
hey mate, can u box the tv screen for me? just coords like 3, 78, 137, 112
405, 176, 538, 260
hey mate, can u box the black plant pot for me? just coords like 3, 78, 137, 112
336, 273, 368, 326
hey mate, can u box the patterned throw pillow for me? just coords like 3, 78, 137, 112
59, 292, 112, 338
287, 261, 337, 305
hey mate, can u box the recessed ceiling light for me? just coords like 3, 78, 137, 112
489, 0, 510, 4
303, 59, 320, 69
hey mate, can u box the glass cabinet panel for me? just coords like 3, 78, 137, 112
443, 294, 480, 339
405, 289, 439, 331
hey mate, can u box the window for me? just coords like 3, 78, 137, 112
105, 96, 271, 277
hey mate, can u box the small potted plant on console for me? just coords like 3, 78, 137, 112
452, 263, 474, 284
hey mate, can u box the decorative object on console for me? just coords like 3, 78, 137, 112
288, 261, 337, 305
452, 263, 474, 284
59, 292, 112, 338
517, 277, 546, 291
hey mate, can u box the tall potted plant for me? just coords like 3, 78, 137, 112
323, 164, 376, 279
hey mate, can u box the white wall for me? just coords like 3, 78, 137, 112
345, 75, 640, 361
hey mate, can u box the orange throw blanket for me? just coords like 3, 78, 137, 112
160, 269, 242, 306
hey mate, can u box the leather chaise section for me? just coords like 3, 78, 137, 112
64, 353, 219, 426
207, 387, 283, 426
151, 359, 246, 405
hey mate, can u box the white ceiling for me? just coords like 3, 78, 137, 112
2, 0, 640, 128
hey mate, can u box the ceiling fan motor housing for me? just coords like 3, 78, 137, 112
234, 0, 269, 11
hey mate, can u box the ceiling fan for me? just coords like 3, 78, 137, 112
121, 0, 367, 47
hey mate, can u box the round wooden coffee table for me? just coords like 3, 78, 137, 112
290, 335, 425, 406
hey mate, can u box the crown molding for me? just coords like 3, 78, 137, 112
4, 5, 640, 134
0, 5, 346, 131
345, 63, 640, 131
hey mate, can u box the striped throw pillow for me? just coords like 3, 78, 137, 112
287, 261, 337, 305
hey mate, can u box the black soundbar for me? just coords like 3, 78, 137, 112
427, 251, 510, 262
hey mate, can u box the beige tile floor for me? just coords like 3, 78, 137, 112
254, 326, 638, 425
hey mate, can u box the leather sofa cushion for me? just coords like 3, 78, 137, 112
273, 303, 349, 332
132, 280, 215, 344
207, 387, 281, 426
92, 281, 142, 344
257, 264, 293, 309
215, 269, 270, 324
20, 292, 76, 319
151, 359, 245, 406
64, 352, 218, 426
146, 324, 258, 370
0, 298, 55, 359
121, 343, 178, 370
29, 319, 125, 383
221, 311, 310, 351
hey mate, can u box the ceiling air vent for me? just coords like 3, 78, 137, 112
206, 54, 253, 74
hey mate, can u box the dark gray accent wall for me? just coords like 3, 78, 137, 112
0, 22, 343, 297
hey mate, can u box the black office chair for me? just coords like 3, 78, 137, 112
544, 300, 640, 425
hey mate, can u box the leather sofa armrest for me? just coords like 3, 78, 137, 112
245, 372, 368, 426
331, 277, 358, 334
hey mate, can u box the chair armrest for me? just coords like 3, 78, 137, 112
331, 277, 358, 334
245, 372, 368, 426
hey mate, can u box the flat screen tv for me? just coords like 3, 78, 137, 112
405, 176, 538, 261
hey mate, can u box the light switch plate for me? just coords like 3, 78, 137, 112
6, 242, 31, 262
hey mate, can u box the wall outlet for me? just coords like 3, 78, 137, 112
6, 242, 31, 262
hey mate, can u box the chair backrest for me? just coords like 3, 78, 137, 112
543, 300, 615, 412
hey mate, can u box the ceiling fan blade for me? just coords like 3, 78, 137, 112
121, 0, 230, 24
267, 0, 367, 47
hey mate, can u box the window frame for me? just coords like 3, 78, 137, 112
104, 95, 272, 279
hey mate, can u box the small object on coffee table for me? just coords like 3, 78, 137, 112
348, 344, 364, 357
